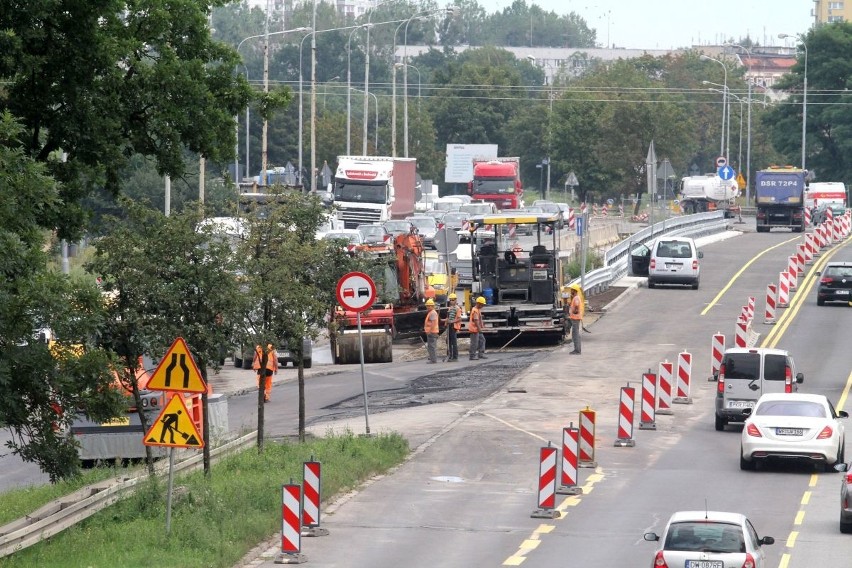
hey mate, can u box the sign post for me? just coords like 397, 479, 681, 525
336, 272, 377, 435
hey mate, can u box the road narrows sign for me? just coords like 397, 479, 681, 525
336, 272, 377, 313
143, 394, 204, 448
147, 337, 207, 393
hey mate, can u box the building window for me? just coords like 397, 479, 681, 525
828, 2, 843, 10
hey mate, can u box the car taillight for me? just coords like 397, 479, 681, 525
717, 363, 726, 394
650, 259, 656, 270
653, 551, 668, 567
741, 553, 756, 568
817, 426, 833, 439
746, 423, 762, 437
820, 276, 833, 284
846, 473, 852, 484
692, 260, 698, 270
785, 366, 793, 393
438, 223, 445, 230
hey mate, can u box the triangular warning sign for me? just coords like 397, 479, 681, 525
147, 337, 207, 393
143, 394, 204, 449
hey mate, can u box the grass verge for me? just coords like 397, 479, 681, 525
0, 431, 408, 568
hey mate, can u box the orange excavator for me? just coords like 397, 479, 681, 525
331, 232, 441, 364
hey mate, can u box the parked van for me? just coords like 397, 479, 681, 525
630, 237, 702, 289
714, 347, 803, 431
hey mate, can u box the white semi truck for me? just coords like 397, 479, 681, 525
679, 174, 740, 218
332, 156, 417, 228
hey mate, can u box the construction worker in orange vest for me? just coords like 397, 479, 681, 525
442, 293, 462, 361
568, 284, 585, 355
468, 296, 486, 360
252, 343, 278, 402
424, 299, 439, 363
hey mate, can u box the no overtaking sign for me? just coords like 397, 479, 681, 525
336, 272, 377, 312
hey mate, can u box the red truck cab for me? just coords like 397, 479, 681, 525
469, 158, 523, 210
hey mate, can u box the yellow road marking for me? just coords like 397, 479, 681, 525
779, 554, 791, 568
808, 475, 818, 488
794, 511, 805, 525
786, 531, 798, 547
701, 236, 800, 316
837, 369, 852, 413
800, 491, 811, 505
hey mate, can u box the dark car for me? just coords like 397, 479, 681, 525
357, 223, 392, 246
812, 203, 847, 226
836, 461, 852, 533
816, 262, 852, 305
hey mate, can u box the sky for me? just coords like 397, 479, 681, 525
477, 1, 813, 50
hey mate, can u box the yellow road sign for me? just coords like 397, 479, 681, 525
737, 172, 746, 190
147, 337, 207, 393
143, 394, 203, 449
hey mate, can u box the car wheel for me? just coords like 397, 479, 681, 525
756, 226, 768, 233
303, 357, 312, 369
647, 279, 655, 289
739, 448, 754, 470
841, 517, 852, 534
714, 414, 726, 431
692, 279, 700, 290
817, 297, 825, 306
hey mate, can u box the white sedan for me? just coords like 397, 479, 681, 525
740, 393, 848, 472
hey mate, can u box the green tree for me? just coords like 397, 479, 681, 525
765, 22, 852, 183
0, 113, 126, 481
0, 0, 253, 238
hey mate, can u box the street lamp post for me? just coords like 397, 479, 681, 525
351, 87, 379, 151
700, 54, 728, 162
779, 33, 808, 170
726, 43, 754, 203
346, 25, 369, 155
298, 30, 313, 186
528, 55, 557, 200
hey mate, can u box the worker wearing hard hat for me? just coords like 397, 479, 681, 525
442, 293, 462, 361
468, 296, 487, 360
424, 299, 440, 363
567, 284, 585, 355
252, 343, 279, 402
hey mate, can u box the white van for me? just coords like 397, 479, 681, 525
714, 347, 804, 431
629, 237, 702, 289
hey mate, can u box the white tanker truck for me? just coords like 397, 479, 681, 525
679, 174, 740, 218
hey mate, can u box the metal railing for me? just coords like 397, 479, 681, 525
573, 211, 727, 295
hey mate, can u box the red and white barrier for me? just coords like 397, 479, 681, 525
787, 256, 798, 291
602, 204, 609, 218
833, 218, 842, 242
803, 234, 814, 264
657, 361, 674, 415
746, 296, 755, 321
567, 208, 576, 229
279, 483, 305, 562
580, 202, 587, 216
796, 245, 806, 278
674, 351, 693, 404
301, 459, 328, 536
765, 283, 777, 324
735, 317, 748, 348
614, 386, 636, 447
826, 207, 835, 222
711, 333, 725, 379
558, 426, 583, 493
531, 445, 559, 518
740, 305, 749, 323
778, 271, 790, 308
592, 203, 599, 217
639, 372, 657, 430
804, 207, 811, 227
579, 406, 597, 467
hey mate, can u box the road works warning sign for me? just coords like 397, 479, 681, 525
143, 395, 203, 449
147, 337, 207, 393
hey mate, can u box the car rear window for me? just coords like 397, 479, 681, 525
824, 266, 852, 278
723, 353, 760, 380
665, 522, 744, 553
763, 354, 788, 381
755, 401, 826, 417
655, 241, 692, 258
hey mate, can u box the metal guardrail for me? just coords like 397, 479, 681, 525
573, 211, 727, 295
0, 432, 258, 558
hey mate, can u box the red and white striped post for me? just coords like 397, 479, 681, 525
614, 386, 636, 447
804, 234, 814, 263
276, 483, 307, 564
602, 204, 609, 217
592, 203, 599, 217
778, 271, 790, 308
674, 351, 693, 404
531, 444, 559, 519
657, 361, 674, 415
735, 317, 748, 348
711, 333, 725, 380
746, 296, 755, 321
787, 255, 798, 291
833, 218, 842, 242
580, 202, 587, 216
558, 425, 583, 493
578, 406, 597, 467
639, 371, 657, 430
301, 459, 329, 537
567, 208, 576, 229
764, 283, 777, 324
796, 245, 806, 277
804, 207, 811, 227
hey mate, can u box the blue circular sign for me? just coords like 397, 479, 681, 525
717, 165, 735, 181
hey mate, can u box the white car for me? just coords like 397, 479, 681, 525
644, 510, 774, 568
740, 393, 848, 472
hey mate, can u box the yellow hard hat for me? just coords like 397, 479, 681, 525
569, 283, 582, 292
448, 293, 457, 300
476, 296, 486, 304
425, 298, 435, 306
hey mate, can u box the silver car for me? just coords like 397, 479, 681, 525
835, 461, 852, 533
644, 510, 774, 568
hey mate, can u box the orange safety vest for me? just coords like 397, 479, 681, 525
569, 294, 584, 321
468, 306, 482, 333
252, 345, 278, 372
424, 309, 439, 334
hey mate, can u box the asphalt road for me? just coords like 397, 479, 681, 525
239, 227, 852, 568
